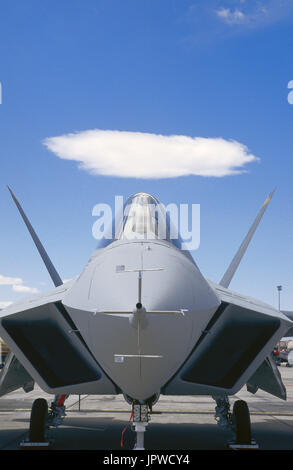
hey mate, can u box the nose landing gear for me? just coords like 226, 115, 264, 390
132, 403, 150, 450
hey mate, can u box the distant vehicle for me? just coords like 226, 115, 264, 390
276, 349, 293, 367
273, 347, 281, 364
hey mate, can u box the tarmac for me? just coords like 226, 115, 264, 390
1, 364, 293, 451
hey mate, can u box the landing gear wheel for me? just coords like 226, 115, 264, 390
233, 400, 251, 444
29, 398, 48, 442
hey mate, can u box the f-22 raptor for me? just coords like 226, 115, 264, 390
0, 189, 290, 449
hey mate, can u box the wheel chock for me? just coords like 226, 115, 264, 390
227, 439, 259, 450
19, 440, 52, 450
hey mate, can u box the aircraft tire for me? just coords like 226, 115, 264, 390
29, 398, 48, 442
233, 400, 251, 444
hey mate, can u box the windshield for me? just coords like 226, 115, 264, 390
118, 193, 165, 240
97, 192, 183, 249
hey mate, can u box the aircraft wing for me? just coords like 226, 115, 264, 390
162, 281, 292, 399
0, 281, 118, 396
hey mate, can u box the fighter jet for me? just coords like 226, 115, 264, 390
0, 189, 291, 449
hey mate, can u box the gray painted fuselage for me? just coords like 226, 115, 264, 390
62, 239, 220, 400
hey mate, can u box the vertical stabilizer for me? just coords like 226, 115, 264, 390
219, 189, 275, 288
7, 187, 63, 287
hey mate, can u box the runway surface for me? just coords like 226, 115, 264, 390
1, 364, 293, 450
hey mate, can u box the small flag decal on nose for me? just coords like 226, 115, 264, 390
116, 265, 125, 272
114, 354, 163, 363
115, 355, 125, 363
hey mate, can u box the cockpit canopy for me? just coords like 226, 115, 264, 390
97, 192, 183, 249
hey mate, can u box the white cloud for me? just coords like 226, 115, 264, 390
0, 301, 13, 309
43, 129, 259, 179
216, 8, 246, 24
12, 285, 39, 294
0, 274, 23, 286
214, 1, 293, 29
0, 274, 39, 294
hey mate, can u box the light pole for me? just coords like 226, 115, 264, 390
277, 285, 282, 311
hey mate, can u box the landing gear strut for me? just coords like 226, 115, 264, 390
48, 394, 68, 427
213, 395, 234, 432
132, 403, 150, 450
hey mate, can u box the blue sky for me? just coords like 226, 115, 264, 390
0, 0, 292, 309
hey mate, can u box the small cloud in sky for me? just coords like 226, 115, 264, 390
186, 1, 293, 44
0, 274, 22, 286
44, 129, 259, 179
0, 274, 39, 294
214, 1, 293, 29
0, 301, 13, 309
216, 8, 246, 24
12, 285, 39, 294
